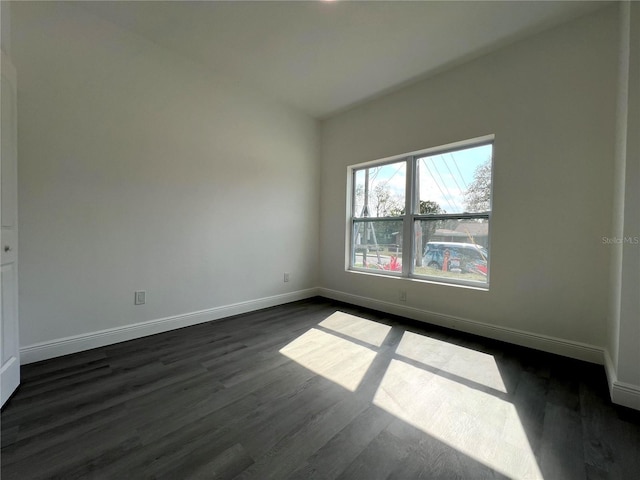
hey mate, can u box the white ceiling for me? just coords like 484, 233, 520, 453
80, 1, 610, 119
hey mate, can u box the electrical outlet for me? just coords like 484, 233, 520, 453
284, 272, 290, 283
399, 290, 407, 302
134, 290, 146, 305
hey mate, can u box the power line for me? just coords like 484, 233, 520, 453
427, 157, 461, 212
378, 163, 404, 190
441, 155, 465, 200
421, 159, 457, 213
450, 153, 468, 190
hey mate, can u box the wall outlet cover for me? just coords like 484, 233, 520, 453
135, 291, 146, 305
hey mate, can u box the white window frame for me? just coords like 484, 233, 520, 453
347, 135, 494, 288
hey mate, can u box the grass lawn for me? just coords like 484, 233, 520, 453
414, 265, 487, 283
353, 263, 487, 283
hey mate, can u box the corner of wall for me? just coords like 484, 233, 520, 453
605, 0, 640, 413
605, 348, 640, 410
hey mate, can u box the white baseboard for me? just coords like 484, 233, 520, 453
610, 382, 640, 410
22, 286, 638, 410
604, 350, 640, 410
318, 287, 605, 365
20, 288, 320, 364
604, 349, 617, 393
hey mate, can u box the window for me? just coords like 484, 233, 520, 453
349, 137, 493, 287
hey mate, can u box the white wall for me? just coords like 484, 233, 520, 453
320, 6, 618, 357
607, 1, 640, 409
607, 0, 630, 380
617, 2, 640, 389
1, 1, 11, 56
12, 2, 319, 353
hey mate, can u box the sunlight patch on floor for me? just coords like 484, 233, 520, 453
318, 311, 392, 347
279, 312, 542, 478
373, 357, 542, 479
279, 327, 376, 391
396, 330, 508, 393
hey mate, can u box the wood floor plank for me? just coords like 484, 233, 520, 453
335, 428, 412, 480
508, 369, 549, 455
287, 404, 394, 480
237, 394, 369, 479
101, 394, 259, 479
178, 442, 254, 480
539, 403, 586, 480
579, 376, 640, 479
238, 375, 349, 460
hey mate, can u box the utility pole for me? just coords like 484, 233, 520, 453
361, 169, 382, 267
415, 162, 423, 267
362, 169, 369, 267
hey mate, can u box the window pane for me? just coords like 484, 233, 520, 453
416, 144, 492, 214
353, 161, 406, 218
413, 218, 489, 284
352, 220, 404, 273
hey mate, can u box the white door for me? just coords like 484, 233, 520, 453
1, 50, 19, 407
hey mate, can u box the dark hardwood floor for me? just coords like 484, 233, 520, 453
2, 297, 639, 479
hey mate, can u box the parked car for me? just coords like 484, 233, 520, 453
423, 242, 488, 275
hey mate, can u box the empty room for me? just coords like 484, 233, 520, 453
1, 1, 639, 479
